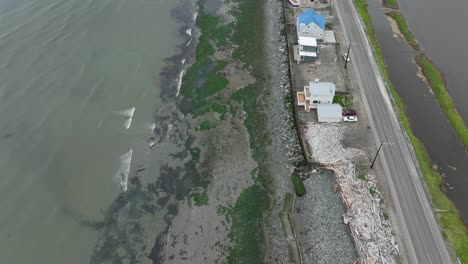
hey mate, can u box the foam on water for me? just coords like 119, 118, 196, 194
118, 107, 135, 117
176, 60, 186, 97
114, 149, 133, 192
148, 122, 156, 133
176, 70, 184, 97
185, 28, 192, 37
119, 107, 135, 129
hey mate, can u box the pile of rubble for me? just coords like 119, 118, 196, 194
305, 123, 399, 264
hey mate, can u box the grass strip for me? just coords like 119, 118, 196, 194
283, 193, 295, 212
354, 0, 468, 261
333, 94, 350, 108
383, 0, 399, 9
386, 11, 420, 50
291, 175, 306, 196
415, 54, 468, 150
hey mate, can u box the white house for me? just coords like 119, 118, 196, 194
296, 9, 325, 60
297, 80, 335, 112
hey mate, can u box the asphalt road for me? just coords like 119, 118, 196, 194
332, 0, 454, 263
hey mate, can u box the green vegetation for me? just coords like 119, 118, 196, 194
226, 185, 269, 263
383, 0, 399, 9
387, 12, 420, 50
325, 22, 333, 30
357, 172, 367, 181
178, 9, 231, 115
225, 0, 273, 262
199, 120, 216, 131
354, 0, 468, 261
369, 187, 378, 197
291, 175, 306, 196
210, 102, 228, 119
383, 211, 389, 220
333, 94, 350, 108
415, 54, 468, 150
193, 190, 209, 206
283, 193, 294, 212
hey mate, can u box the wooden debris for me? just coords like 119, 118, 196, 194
305, 123, 399, 264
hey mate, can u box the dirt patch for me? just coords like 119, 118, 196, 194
385, 15, 404, 40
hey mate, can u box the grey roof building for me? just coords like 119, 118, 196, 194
317, 103, 342, 123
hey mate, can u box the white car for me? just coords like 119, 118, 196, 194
343, 53, 350, 62
343, 116, 358, 122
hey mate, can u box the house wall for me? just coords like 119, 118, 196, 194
299, 45, 318, 58
318, 116, 341, 123
297, 23, 324, 40
309, 94, 333, 108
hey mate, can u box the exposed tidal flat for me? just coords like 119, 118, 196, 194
161, 0, 302, 261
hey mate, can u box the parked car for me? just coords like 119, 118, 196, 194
342, 109, 357, 116
343, 116, 358, 122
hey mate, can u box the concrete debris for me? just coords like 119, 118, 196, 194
305, 123, 399, 264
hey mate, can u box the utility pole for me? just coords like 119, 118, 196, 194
370, 143, 384, 169
344, 43, 351, 68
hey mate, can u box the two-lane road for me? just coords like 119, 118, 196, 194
333, 0, 453, 263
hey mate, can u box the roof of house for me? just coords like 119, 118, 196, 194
309, 81, 335, 96
298, 36, 317, 46
298, 9, 325, 30
317, 104, 342, 119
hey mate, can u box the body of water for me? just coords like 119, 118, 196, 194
397, 0, 468, 121
366, 0, 468, 222
0, 0, 187, 262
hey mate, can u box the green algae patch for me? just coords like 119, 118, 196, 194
354, 0, 468, 260
226, 185, 269, 264
225, 0, 272, 262
198, 120, 216, 131
386, 11, 420, 50
178, 11, 230, 116
193, 190, 209, 206
415, 54, 468, 150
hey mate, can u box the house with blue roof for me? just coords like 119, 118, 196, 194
297, 8, 325, 40
296, 9, 325, 61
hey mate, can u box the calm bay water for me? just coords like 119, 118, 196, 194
397, 0, 468, 121
366, 0, 468, 221
0, 0, 185, 262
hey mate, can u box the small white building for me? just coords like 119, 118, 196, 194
296, 9, 325, 61
298, 36, 318, 58
288, 0, 299, 7
297, 80, 336, 112
317, 104, 342, 123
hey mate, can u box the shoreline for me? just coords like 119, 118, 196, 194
152, 0, 303, 262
